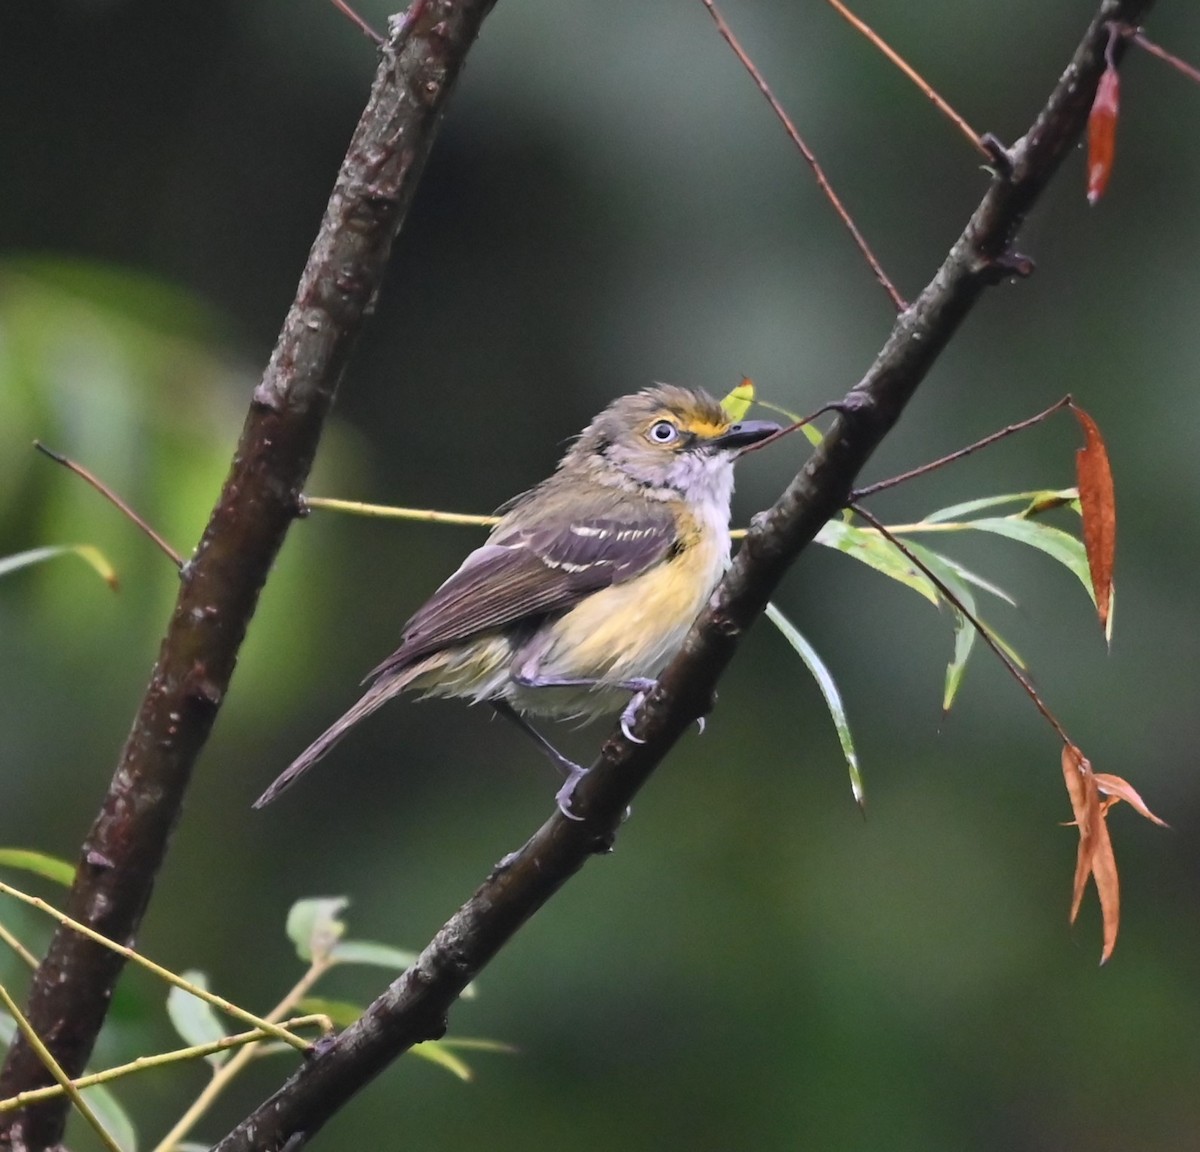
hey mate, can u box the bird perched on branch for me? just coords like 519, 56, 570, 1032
255, 385, 779, 815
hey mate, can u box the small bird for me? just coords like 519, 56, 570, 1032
255, 385, 780, 814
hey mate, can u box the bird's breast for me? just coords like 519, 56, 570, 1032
511, 518, 730, 717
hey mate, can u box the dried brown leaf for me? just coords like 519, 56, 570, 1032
1094, 772, 1170, 827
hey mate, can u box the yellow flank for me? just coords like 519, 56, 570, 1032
536, 521, 725, 687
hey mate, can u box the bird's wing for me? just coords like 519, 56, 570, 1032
366, 507, 678, 681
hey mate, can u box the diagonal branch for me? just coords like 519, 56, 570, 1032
212, 1, 1155, 1147
0, 3, 498, 1147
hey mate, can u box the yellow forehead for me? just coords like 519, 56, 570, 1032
651, 409, 730, 439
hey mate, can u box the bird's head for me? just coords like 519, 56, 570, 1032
564, 384, 780, 503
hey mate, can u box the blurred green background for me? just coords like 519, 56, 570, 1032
3, 1, 1200, 1149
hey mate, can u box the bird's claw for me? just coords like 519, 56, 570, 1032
555, 768, 587, 821
620, 690, 648, 744
695, 716, 706, 736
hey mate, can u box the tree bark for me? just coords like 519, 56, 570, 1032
0, 4, 498, 1148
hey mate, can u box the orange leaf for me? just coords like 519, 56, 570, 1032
1094, 772, 1170, 827
1087, 65, 1119, 204
1070, 402, 1116, 642
1061, 743, 1120, 963
1090, 803, 1120, 965
1061, 744, 1099, 925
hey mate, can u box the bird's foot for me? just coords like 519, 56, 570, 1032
555, 764, 588, 822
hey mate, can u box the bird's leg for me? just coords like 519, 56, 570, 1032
490, 701, 587, 821
510, 670, 658, 744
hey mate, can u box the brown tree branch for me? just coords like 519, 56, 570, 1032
211, 1, 1154, 1148
0, 3, 498, 1148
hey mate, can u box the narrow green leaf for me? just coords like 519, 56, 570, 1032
328, 939, 478, 998
764, 603, 864, 806
922, 489, 1078, 524
438, 1037, 518, 1054
816, 520, 939, 605
78, 1083, 138, 1152
328, 939, 417, 969
411, 1040, 474, 1082
0, 848, 75, 886
166, 971, 230, 1065
908, 549, 1016, 607
286, 897, 348, 963
296, 996, 363, 1030
907, 545, 978, 711
964, 518, 1094, 602
0, 545, 118, 590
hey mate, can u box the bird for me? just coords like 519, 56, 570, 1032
254, 384, 780, 816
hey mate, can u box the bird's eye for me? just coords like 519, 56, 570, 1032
648, 420, 679, 445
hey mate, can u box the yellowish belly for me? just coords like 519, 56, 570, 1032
511, 530, 727, 717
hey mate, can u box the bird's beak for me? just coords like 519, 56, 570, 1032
708, 419, 782, 451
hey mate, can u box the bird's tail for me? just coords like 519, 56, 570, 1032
253, 666, 424, 808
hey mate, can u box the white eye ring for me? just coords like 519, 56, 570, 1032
648, 420, 679, 444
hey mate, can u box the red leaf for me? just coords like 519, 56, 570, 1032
1087, 65, 1119, 204
1070, 402, 1116, 642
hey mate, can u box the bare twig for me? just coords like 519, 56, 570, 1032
328, 0, 385, 44
700, 0, 908, 312
851, 396, 1073, 498
823, 0, 989, 156
1128, 27, 1200, 84
33, 441, 183, 568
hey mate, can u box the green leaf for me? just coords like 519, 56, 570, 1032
718, 380, 755, 422
962, 518, 1095, 603
906, 545, 979, 711
922, 488, 1078, 523
166, 971, 230, 1065
78, 1083, 138, 1152
296, 996, 363, 1030
329, 939, 477, 999
909, 549, 1016, 607
0, 848, 75, 885
764, 603, 864, 807
328, 939, 417, 969
286, 897, 348, 963
0, 545, 118, 590
411, 1040, 475, 1082
816, 520, 939, 605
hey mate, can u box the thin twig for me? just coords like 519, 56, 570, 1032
1129, 27, 1200, 84
327, 0, 384, 44
0, 983, 123, 1152
699, 0, 907, 312
851, 397, 1073, 499
823, 0, 989, 157
851, 502, 1071, 745
0, 922, 39, 972
0, 1017, 330, 1113
33, 442, 183, 569
0, 882, 309, 1053
151, 963, 333, 1152
301, 496, 497, 527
